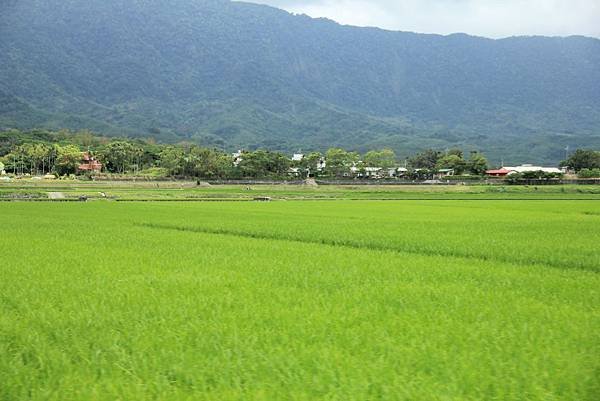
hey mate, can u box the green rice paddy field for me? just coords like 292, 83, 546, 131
1, 200, 599, 400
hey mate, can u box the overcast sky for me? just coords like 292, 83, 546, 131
246, 0, 600, 39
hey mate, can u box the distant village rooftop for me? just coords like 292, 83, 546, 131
486, 164, 562, 176
78, 152, 102, 172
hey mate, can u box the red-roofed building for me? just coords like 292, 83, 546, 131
78, 152, 103, 173
485, 168, 511, 177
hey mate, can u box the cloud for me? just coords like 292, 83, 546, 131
247, 0, 600, 38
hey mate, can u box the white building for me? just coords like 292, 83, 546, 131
232, 150, 243, 166
317, 158, 326, 171
396, 167, 408, 177
437, 168, 455, 177
364, 167, 382, 177
504, 164, 562, 174
288, 167, 302, 177
350, 166, 384, 178
292, 153, 304, 162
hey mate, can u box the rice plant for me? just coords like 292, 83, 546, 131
0, 201, 598, 400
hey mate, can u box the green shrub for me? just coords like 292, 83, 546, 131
138, 167, 169, 178
578, 168, 600, 178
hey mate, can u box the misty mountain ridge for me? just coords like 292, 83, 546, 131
1, 0, 599, 163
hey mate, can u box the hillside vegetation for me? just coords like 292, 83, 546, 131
1, 0, 600, 163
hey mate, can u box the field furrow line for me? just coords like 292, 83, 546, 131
136, 222, 598, 272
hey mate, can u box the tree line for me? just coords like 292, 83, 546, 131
560, 149, 600, 178
0, 130, 488, 179
1, 129, 599, 179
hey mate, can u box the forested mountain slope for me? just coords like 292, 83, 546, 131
1, 0, 599, 163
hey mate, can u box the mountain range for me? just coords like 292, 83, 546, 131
1, 0, 599, 163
